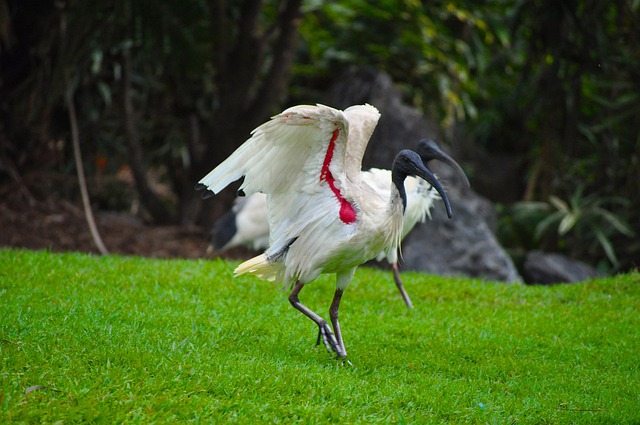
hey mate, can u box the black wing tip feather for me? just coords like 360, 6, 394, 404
201, 190, 216, 199
194, 183, 217, 199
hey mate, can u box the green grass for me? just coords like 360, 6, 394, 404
1, 249, 639, 424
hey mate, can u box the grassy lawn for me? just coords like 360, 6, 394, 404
1, 249, 638, 423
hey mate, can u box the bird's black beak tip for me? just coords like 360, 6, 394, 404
442, 195, 453, 219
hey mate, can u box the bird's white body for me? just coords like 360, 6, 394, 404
199, 104, 404, 290
214, 170, 439, 265
241, 182, 404, 290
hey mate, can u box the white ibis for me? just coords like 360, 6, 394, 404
367, 140, 469, 307
210, 139, 469, 309
196, 104, 453, 359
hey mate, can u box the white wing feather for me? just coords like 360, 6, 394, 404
199, 105, 346, 195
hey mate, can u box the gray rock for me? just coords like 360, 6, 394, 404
523, 251, 600, 285
325, 67, 522, 282
402, 200, 523, 283
326, 67, 444, 171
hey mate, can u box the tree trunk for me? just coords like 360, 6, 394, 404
121, 49, 174, 224
183, 0, 303, 226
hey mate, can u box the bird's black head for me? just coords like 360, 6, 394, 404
392, 149, 452, 218
417, 139, 470, 188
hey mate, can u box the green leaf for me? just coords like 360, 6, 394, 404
593, 207, 636, 237
594, 227, 619, 267
534, 211, 563, 240
558, 213, 578, 236
549, 196, 569, 213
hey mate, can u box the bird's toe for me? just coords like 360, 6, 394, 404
336, 357, 353, 366
317, 322, 344, 357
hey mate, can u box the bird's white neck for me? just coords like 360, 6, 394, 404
383, 183, 406, 259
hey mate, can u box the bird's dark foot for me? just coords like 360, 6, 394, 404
315, 321, 346, 358
338, 357, 353, 366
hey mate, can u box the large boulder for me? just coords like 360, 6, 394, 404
325, 67, 522, 282
402, 201, 522, 282
522, 251, 600, 285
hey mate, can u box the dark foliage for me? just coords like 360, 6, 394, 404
1, 0, 638, 270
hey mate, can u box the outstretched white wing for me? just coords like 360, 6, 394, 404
198, 103, 381, 255
200, 105, 343, 195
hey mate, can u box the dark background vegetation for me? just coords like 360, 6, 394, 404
1, 0, 638, 273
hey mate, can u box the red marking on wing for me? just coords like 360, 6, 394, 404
320, 129, 357, 224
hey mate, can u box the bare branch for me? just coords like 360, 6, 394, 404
66, 87, 109, 255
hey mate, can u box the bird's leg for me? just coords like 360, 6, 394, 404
288, 282, 344, 357
329, 288, 346, 357
392, 262, 414, 309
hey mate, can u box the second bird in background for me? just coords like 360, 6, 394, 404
209, 139, 470, 309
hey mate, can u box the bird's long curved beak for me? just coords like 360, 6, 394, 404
417, 139, 470, 188
412, 160, 453, 219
